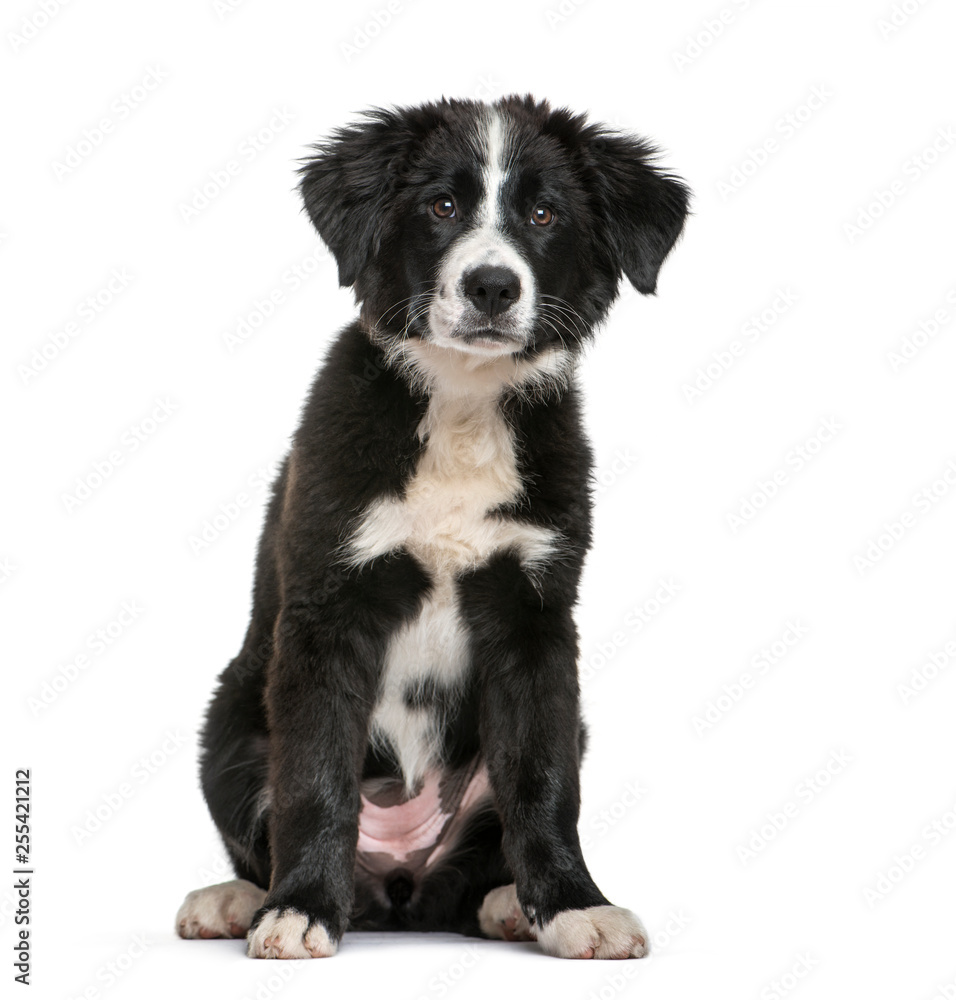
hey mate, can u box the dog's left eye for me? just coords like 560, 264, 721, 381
530, 205, 554, 226
432, 197, 456, 219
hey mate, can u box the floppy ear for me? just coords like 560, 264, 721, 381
586, 131, 690, 295
298, 109, 412, 287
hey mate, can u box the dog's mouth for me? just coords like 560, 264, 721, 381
422, 292, 531, 357
455, 328, 524, 349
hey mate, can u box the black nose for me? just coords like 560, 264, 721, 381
463, 266, 521, 318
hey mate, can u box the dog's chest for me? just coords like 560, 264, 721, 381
348, 386, 554, 789
351, 390, 546, 573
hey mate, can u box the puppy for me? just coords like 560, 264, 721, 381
176, 95, 688, 959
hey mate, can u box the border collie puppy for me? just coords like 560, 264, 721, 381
176, 94, 688, 960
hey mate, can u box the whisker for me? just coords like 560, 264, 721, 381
540, 302, 586, 340
536, 315, 570, 352
537, 294, 588, 338
370, 282, 439, 336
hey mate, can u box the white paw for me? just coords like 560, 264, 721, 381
536, 905, 649, 959
176, 879, 266, 939
246, 909, 338, 959
478, 883, 536, 941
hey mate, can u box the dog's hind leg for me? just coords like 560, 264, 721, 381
176, 879, 267, 939
174, 651, 274, 940
198, 655, 273, 888
175, 646, 274, 939
192, 471, 287, 894
175, 497, 284, 934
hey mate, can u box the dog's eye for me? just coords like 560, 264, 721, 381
432, 197, 456, 219
530, 205, 554, 226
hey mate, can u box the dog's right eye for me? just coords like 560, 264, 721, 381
432, 197, 456, 219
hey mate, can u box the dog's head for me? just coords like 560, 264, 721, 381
299, 96, 689, 364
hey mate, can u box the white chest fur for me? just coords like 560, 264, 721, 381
346, 351, 562, 790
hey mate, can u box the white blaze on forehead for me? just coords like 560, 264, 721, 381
479, 109, 509, 228
427, 108, 537, 350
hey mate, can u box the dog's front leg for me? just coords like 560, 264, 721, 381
246, 602, 378, 959
466, 557, 649, 960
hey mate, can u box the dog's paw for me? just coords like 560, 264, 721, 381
246, 908, 338, 959
536, 905, 648, 959
478, 883, 536, 942
176, 879, 267, 939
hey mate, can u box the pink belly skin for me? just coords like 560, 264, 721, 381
356, 764, 491, 870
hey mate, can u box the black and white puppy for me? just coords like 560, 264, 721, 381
176, 95, 688, 960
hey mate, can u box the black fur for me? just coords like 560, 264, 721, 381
194, 95, 688, 952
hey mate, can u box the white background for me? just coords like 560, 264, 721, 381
4, 0, 956, 997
